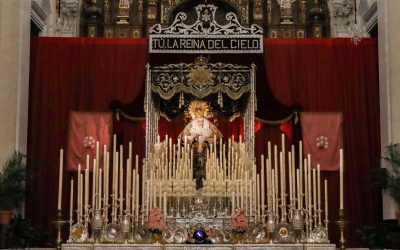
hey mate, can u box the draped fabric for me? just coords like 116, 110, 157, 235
301, 112, 343, 171
27, 37, 380, 247
67, 111, 113, 171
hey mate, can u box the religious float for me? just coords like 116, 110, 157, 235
57, 2, 344, 250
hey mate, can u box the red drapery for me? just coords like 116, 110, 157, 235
27, 37, 381, 246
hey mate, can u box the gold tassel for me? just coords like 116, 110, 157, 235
179, 91, 184, 108
218, 91, 223, 108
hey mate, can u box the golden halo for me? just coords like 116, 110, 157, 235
185, 100, 213, 120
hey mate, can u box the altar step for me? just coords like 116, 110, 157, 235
62, 243, 336, 250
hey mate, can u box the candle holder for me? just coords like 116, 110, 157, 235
91, 209, 103, 243
265, 212, 276, 243
335, 209, 349, 250
291, 209, 304, 243
52, 209, 68, 250
121, 211, 131, 243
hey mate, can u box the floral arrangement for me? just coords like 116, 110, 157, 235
231, 208, 247, 232
148, 207, 165, 233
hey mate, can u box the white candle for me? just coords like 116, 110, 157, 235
57, 149, 64, 210
317, 164, 321, 211
126, 159, 131, 211
256, 174, 260, 217
120, 167, 124, 212
132, 169, 136, 215
163, 192, 167, 216
99, 169, 102, 209
79, 173, 83, 219
340, 149, 344, 210
304, 159, 307, 210
288, 152, 292, 201
296, 169, 300, 209
272, 169, 275, 213
77, 165, 81, 218
312, 168, 316, 217
70, 178, 74, 221
324, 179, 328, 223
261, 155, 265, 214
92, 159, 97, 209
85, 163, 89, 209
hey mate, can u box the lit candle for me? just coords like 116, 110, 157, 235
70, 178, 74, 221
340, 149, 344, 210
57, 149, 64, 210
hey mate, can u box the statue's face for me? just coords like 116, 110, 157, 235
197, 118, 204, 128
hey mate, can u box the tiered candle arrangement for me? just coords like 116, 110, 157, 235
147, 135, 255, 219
58, 133, 344, 244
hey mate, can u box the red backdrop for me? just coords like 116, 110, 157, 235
27, 37, 381, 246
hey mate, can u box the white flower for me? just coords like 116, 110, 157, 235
83, 136, 96, 148
315, 136, 329, 149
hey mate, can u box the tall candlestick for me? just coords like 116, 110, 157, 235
79, 173, 83, 219
288, 152, 292, 201
57, 149, 64, 210
312, 168, 316, 218
256, 174, 260, 217
126, 159, 131, 211
77, 165, 81, 218
324, 179, 328, 223
296, 169, 300, 209
261, 155, 265, 215
70, 178, 74, 221
92, 159, 97, 209
99, 169, 102, 209
272, 169, 276, 213
85, 163, 89, 209
340, 149, 344, 210
303, 159, 307, 210
317, 164, 321, 211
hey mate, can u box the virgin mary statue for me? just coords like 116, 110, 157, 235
178, 100, 223, 188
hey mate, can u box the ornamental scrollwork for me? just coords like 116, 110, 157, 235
149, 4, 262, 35
151, 57, 251, 100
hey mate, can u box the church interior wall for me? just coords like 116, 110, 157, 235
0, 0, 31, 166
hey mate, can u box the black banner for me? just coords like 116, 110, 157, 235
149, 35, 263, 54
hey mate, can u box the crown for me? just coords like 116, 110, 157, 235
194, 55, 208, 65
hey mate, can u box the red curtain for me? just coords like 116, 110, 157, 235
28, 37, 381, 247
262, 38, 381, 245
27, 37, 148, 233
